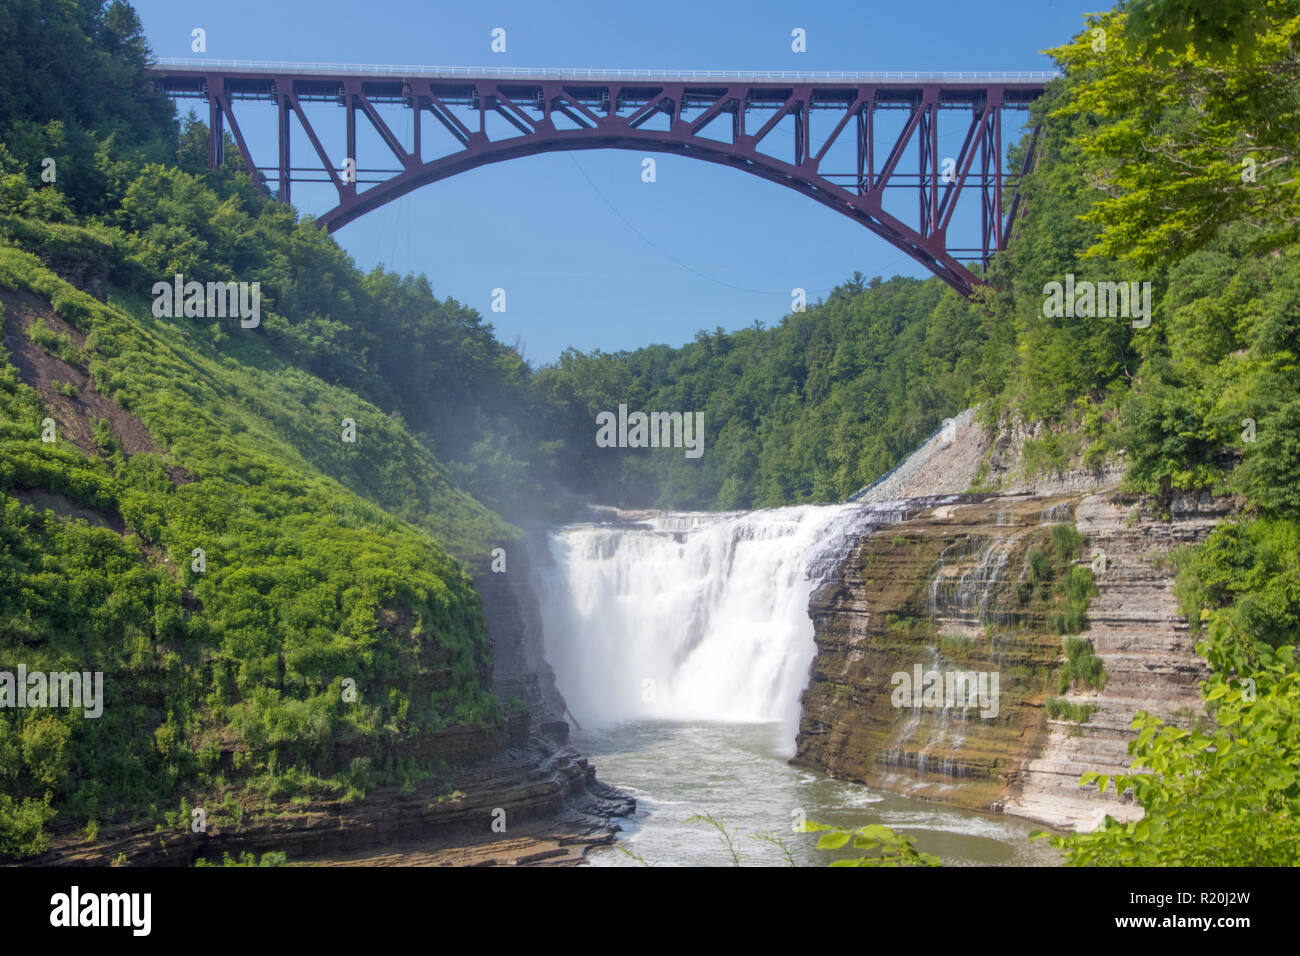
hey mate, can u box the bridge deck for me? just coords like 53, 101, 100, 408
149, 57, 1057, 86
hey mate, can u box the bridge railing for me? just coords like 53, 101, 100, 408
148, 57, 1058, 83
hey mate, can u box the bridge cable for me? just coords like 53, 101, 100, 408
564, 152, 878, 298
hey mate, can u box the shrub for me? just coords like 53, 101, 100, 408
0, 793, 54, 859
1044, 697, 1097, 722
1058, 636, 1107, 693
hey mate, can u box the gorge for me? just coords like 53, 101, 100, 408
511, 410, 1226, 862
7, 0, 1292, 871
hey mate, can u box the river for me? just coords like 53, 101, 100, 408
574, 720, 1058, 866
535, 504, 1061, 867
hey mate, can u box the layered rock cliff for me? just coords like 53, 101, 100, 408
1003, 490, 1227, 829
794, 493, 1084, 813
796, 408, 1229, 831
41, 727, 633, 866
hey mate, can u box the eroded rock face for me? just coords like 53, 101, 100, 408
473, 534, 570, 729
793, 494, 1074, 811
1003, 491, 1229, 831
40, 732, 634, 866
792, 490, 1227, 832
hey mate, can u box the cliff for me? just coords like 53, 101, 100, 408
1003, 490, 1227, 829
797, 408, 1229, 831
794, 493, 1084, 814
473, 537, 571, 734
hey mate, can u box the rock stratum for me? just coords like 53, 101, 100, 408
797, 409, 1229, 832
39, 726, 633, 866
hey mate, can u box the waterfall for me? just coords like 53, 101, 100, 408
535, 503, 887, 753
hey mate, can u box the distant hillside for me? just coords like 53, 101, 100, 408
531, 273, 991, 510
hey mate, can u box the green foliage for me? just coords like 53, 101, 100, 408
1047, 4, 1300, 266
1235, 399, 1300, 520
0, 0, 177, 218
1038, 614, 1300, 865
681, 813, 939, 867
614, 843, 659, 867
749, 829, 796, 866
1052, 565, 1098, 634
1017, 7, 1300, 518
25, 316, 85, 367
1050, 523, 1085, 565
685, 811, 744, 866
193, 850, 288, 867
0, 162, 514, 854
533, 274, 989, 508
1175, 518, 1300, 650
0, 792, 54, 858
1026, 548, 1053, 589
1022, 431, 1085, 478
1045, 697, 1097, 723
803, 820, 942, 867
1015, 526, 1097, 634
1058, 636, 1107, 693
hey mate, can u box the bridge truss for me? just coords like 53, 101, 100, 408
149, 61, 1048, 294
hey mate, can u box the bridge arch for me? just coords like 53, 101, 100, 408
149, 62, 1047, 295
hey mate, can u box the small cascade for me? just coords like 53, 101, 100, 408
887, 504, 1041, 787
928, 514, 1028, 635
1040, 502, 1074, 524
882, 648, 980, 782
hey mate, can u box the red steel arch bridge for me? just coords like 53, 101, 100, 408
148, 59, 1052, 295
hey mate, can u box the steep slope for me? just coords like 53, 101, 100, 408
0, 243, 622, 862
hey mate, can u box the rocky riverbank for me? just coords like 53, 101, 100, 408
34, 728, 634, 867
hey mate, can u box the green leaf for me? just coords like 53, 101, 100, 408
816, 832, 852, 851
855, 824, 902, 844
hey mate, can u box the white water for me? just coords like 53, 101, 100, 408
536, 504, 887, 752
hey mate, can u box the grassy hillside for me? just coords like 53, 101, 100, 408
0, 2, 530, 856
0, 233, 519, 856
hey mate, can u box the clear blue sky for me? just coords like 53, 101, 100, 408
130, 0, 1101, 365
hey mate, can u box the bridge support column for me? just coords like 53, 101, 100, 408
277, 81, 292, 204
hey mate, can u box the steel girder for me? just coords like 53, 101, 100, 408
151, 66, 1045, 295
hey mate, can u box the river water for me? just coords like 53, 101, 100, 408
574, 720, 1058, 867
536, 504, 1060, 867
